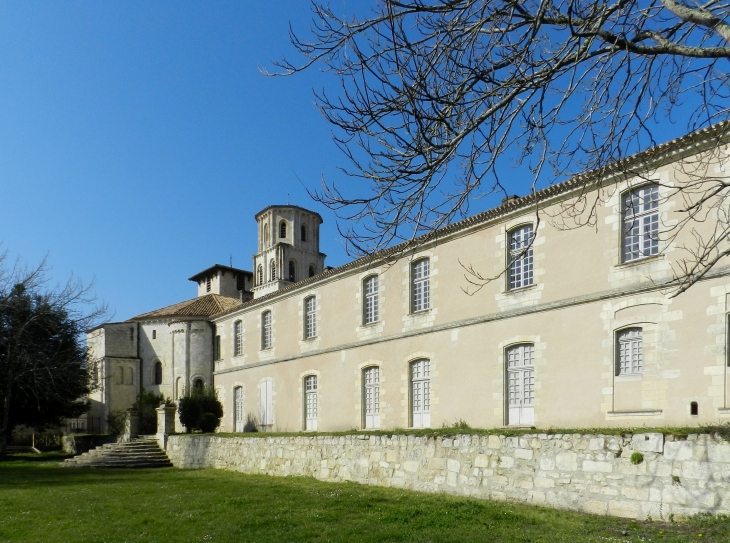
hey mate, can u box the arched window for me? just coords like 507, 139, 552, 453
234, 387, 244, 432
269, 259, 276, 281
279, 220, 287, 238
616, 328, 643, 375
410, 359, 430, 428
506, 344, 534, 426
508, 225, 534, 290
257, 265, 263, 286
263, 224, 269, 247
363, 275, 379, 324
288, 260, 296, 282
411, 259, 430, 312
304, 375, 317, 431
261, 311, 272, 349
308, 265, 315, 278
233, 320, 243, 357
363, 367, 380, 429
194, 378, 204, 391
301, 224, 307, 242
154, 361, 163, 385
304, 296, 316, 339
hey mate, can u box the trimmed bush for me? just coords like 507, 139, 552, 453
199, 413, 219, 433
178, 385, 223, 433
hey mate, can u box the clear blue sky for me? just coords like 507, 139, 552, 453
0, 1, 359, 321
0, 2, 697, 322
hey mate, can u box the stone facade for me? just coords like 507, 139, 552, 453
166, 432, 730, 520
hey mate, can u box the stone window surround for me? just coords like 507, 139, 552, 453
299, 369, 321, 431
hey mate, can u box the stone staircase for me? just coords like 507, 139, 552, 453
62, 436, 173, 469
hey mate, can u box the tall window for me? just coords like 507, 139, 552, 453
301, 224, 307, 242
411, 359, 430, 427
363, 366, 380, 429
288, 260, 296, 282
411, 259, 430, 312
279, 220, 287, 238
506, 344, 534, 425
304, 296, 317, 339
263, 224, 269, 247
269, 259, 276, 282
234, 387, 244, 432
234, 321, 243, 357
623, 185, 659, 262
260, 379, 273, 427
154, 361, 162, 385
261, 311, 272, 349
214, 335, 221, 361
257, 265, 263, 286
508, 225, 534, 290
308, 265, 315, 278
206, 276, 211, 292
616, 328, 643, 375
194, 378, 204, 390
236, 273, 245, 291
363, 275, 379, 324
304, 375, 317, 431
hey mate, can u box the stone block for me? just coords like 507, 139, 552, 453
487, 435, 502, 449
534, 477, 555, 488
515, 448, 533, 460
608, 500, 641, 519
540, 457, 555, 471
428, 457, 447, 470
664, 441, 694, 461
582, 500, 608, 515
583, 460, 613, 473
556, 451, 578, 471
404, 461, 419, 473
499, 456, 515, 469
589, 438, 605, 451
632, 433, 664, 453
682, 461, 712, 480
474, 454, 490, 468
621, 486, 649, 501
447, 459, 461, 472
528, 491, 546, 504
708, 443, 730, 463
386, 450, 399, 463
446, 471, 458, 486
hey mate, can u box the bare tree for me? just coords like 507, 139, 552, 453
275, 0, 730, 292
0, 250, 108, 457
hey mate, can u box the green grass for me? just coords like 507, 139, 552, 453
1, 457, 729, 543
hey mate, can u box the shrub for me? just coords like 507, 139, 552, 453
630, 451, 644, 465
105, 409, 126, 436
133, 390, 174, 435
199, 413, 219, 433
178, 385, 223, 433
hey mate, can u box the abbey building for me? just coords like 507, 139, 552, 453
88, 124, 730, 433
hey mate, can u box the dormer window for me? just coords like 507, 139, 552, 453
279, 220, 287, 238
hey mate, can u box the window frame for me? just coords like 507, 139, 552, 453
410, 359, 431, 428
304, 375, 318, 431
154, 361, 163, 385
507, 224, 534, 291
257, 265, 263, 286
362, 366, 380, 429
214, 334, 221, 361
505, 343, 535, 426
233, 320, 243, 357
279, 220, 287, 239
411, 258, 430, 313
234, 386, 244, 432
261, 311, 273, 350
621, 184, 660, 263
363, 275, 379, 325
303, 296, 317, 339
269, 259, 276, 282
301, 224, 307, 242
615, 327, 643, 376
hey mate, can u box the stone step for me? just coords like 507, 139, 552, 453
62, 437, 172, 469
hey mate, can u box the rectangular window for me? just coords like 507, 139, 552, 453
304, 297, 316, 339
616, 328, 643, 375
363, 276, 379, 324
260, 379, 273, 427
411, 259, 430, 312
234, 321, 243, 357
411, 359, 430, 428
304, 375, 317, 431
262, 311, 272, 349
214, 335, 221, 361
623, 185, 659, 262
363, 367, 380, 429
234, 387, 244, 432
152, 330, 157, 339
508, 225, 534, 290
506, 344, 535, 426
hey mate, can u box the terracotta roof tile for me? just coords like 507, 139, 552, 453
130, 294, 241, 321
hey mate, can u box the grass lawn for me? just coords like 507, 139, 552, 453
1, 456, 729, 543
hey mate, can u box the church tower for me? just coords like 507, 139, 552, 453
252, 205, 326, 298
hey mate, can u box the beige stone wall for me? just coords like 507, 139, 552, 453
208, 152, 730, 432
166, 432, 730, 520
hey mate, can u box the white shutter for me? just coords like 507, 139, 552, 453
260, 380, 272, 427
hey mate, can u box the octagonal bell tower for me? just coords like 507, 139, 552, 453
252, 205, 326, 298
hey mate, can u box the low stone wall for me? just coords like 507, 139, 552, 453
166, 432, 730, 520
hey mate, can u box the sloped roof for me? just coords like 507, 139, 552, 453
188, 264, 252, 283
130, 294, 241, 321
211, 120, 730, 321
